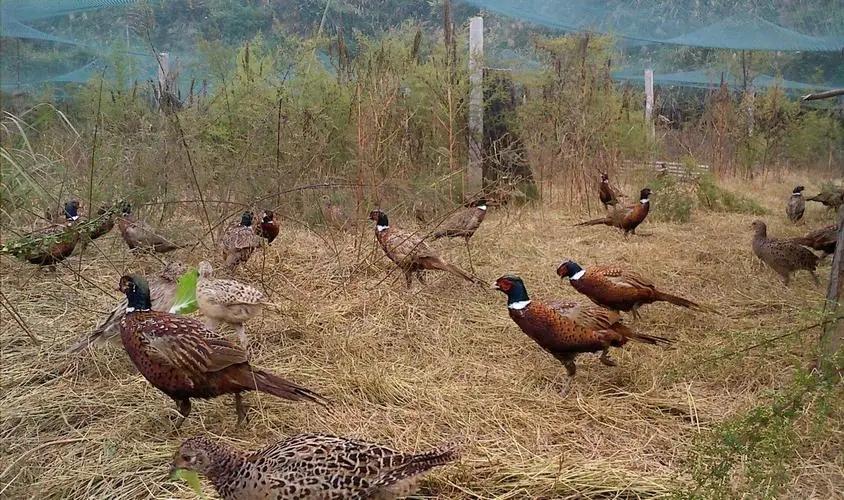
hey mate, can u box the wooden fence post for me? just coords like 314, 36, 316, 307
467, 16, 484, 195
820, 206, 844, 373
156, 52, 169, 109
644, 69, 655, 139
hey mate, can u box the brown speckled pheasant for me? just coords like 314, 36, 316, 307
431, 198, 488, 270
599, 173, 619, 210
576, 188, 651, 236
196, 261, 265, 347
171, 434, 457, 500
806, 186, 844, 211
321, 195, 349, 230
118, 274, 326, 427
369, 209, 479, 287
751, 220, 819, 285
493, 275, 670, 395
65, 262, 188, 354
117, 203, 183, 253
786, 186, 805, 223
220, 211, 264, 270
791, 223, 839, 257
556, 260, 701, 318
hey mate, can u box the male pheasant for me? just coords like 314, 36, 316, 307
556, 260, 701, 318
493, 274, 670, 395
369, 209, 479, 287
786, 186, 805, 223
576, 188, 652, 236
219, 211, 264, 270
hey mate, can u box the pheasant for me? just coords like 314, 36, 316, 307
599, 173, 619, 210
118, 274, 326, 427
576, 188, 652, 236
431, 198, 488, 270
751, 220, 819, 286
493, 275, 670, 395
806, 186, 844, 211
5, 200, 82, 268
43, 198, 82, 223
196, 261, 265, 347
369, 209, 479, 287
171, 434, 458, 500
219, 211, 264, 270
791, 223, 839, 257
556, 260, 701, 318
254, 210, 279, 244
786, 186, 805, 223
117, 203, 183, 253
65, 262, 188, 354
88, 204, 117, 240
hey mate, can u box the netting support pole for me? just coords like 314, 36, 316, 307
157, 52, 170, 109
467, 16, 484, 195
644, 69, 654, 140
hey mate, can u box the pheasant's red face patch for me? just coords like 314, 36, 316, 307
495, 277, 513, 292
368, 210, 380, 221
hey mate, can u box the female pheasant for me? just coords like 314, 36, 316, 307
369, 209, 478, 287
751, 220, 820, 286
118, 274, 327, 427
576, 188, 652, 236
556, 260, 701, 318
791, 223, 838, 257
493, 275, 670, 395
117, 202, 183, 253
431, 198, 488, 270
171, 434, 457, 499
196, 260, 266, 347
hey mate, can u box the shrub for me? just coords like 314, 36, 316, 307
649, 174, 694, 223
696, 174, 767, 215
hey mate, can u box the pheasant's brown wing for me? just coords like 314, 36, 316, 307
549, 301, 622, 331
139, 315, 248, 374
382, 228, 432, 263
515, 302, 622, 354
221, 225, 262, 250
595, 265, 655, 289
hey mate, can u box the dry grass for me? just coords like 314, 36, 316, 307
1, 175, 842, 499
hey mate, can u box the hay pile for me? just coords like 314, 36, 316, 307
1, 177, 840, 498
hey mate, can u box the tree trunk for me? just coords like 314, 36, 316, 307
819, 205, 844, 374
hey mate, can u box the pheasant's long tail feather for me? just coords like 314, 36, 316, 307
64, 307, 123, 354
575, 217, 612, 227
426, 258, 483, 284
612, 324, 673, 346
247, 369, 330, 405
367, 447, 459, 494
654, 291, 701, 310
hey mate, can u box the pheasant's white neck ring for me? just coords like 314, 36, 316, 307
602, 179, 609, 183
640, 199, 649, 204
508, 300, 531, 310
793, 193, 802, 197
570, 269, 586, 280
68, 215, 80, 221
477, 205, 487, 211
126, 306, 151, 313
376, 224, 389, 232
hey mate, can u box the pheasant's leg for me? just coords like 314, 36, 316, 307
599, 348, 617, 367
404, 269, 413, 288
174, 399, 191, 429
558, 357, 577, 397
234, 393, 249, 426
465, 237, 475, 274
629, 306, 641, 321
416, 271, 426, 284
235, 324, 249, 349
810, 271, 820, 286
782, 273, 791, 286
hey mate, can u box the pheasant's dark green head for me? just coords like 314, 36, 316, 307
64, 200, 80, 221
369, 209, 388, 227
556, 260, 583, 279
492, 274, 530, 307
119, 274, 152, 311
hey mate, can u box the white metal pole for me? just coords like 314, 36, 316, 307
467, 16, 484, 194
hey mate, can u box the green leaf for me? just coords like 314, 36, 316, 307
169, 468, 204, 497
169, 268, 199, 315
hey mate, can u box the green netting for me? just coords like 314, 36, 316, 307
1, 0, 138, 22
613, 69, 839, 92
0, 18, 78, 45
466, 0, 843, 51
662, 15, 841, 51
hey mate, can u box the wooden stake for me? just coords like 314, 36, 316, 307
644, 68, 654, 139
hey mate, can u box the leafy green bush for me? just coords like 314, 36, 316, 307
649, 174, 694, 223
696, 174, 766, 215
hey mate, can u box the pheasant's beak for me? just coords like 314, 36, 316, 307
490, 282, 500, 290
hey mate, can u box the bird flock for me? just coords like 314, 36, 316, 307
4, 174, 841, 499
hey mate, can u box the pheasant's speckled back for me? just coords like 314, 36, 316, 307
194, 434, 457, 500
